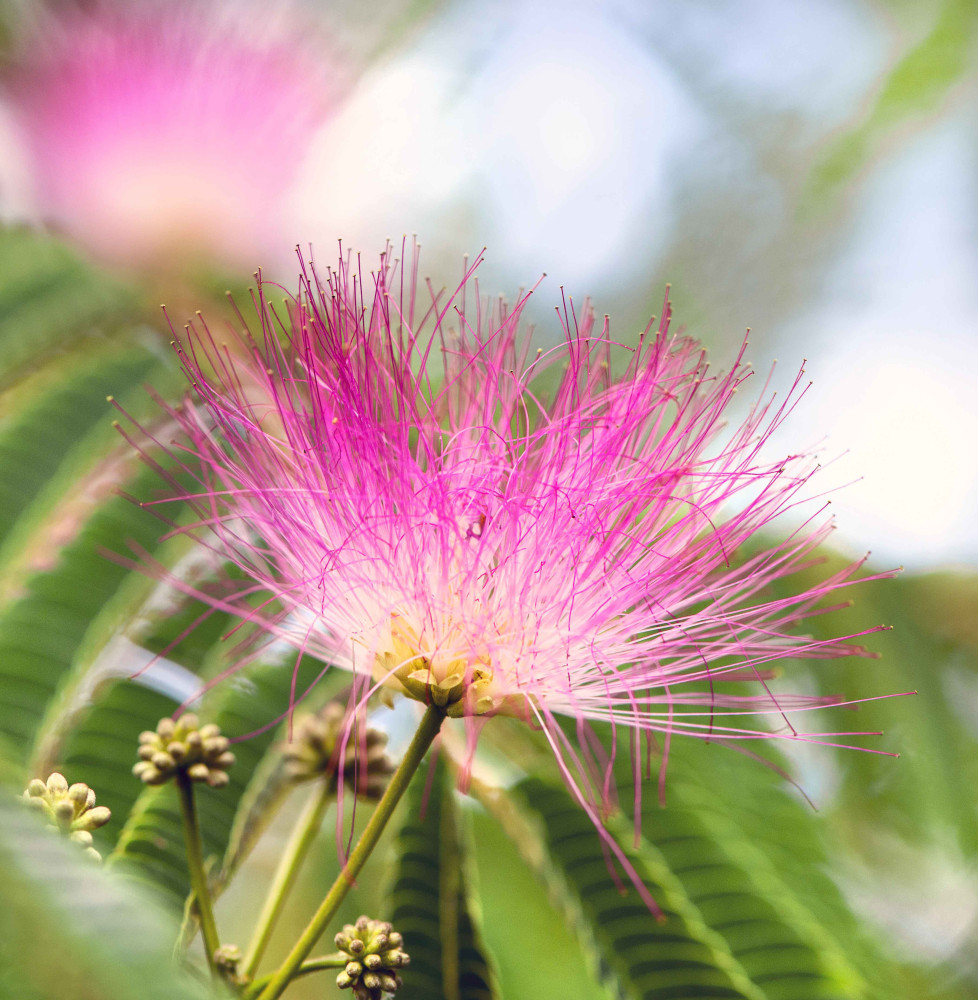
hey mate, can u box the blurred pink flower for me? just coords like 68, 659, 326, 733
124, 243, 895, 874
7, 1, 337, 273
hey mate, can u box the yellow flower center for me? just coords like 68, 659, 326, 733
372, 619, 528, 720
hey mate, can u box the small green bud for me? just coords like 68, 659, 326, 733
74, 805, 112, 832
186, 762, 210, 782
203, 735, 229, 754
208, 770, 230, 789
132, 762, 162, 783
46, 773, 68, 796
67, 783, 92, 808
282, 703, 395, 799
53, 799, 76, 826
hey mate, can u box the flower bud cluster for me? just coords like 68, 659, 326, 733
23, 772, 111, 861
283, 703, 394, 798
133, 714, 235, 787
334, 916, 409, 999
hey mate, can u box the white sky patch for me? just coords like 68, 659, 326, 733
773, 114, 978, 568
813, 350, 978, 566
289, 1, 705, 291
635, 0, 885, 122
461, 5, 704, 287
285, 53, 470, 266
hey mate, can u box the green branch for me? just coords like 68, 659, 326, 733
246, 953, 347, 996
175, 772, 221, 975
242, 780, 334, 979
254, 704, 445, 1000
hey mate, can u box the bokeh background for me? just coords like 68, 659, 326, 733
4, 0, 976, 566
296, 0, 978, 572
0, 1, 976, 998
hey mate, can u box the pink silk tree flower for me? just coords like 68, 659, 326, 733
123, 243, 896, 851
6, 1, 337, 274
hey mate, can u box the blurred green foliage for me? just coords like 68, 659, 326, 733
806, 0, 978, 210
1, 1, 977, 995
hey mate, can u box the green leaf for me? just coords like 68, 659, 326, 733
0, 344, 162, 582
45, 584, 242, 857
20, 523, 220, 855
0, 459, 174, 778
765, 564, 978, 856
216, 741, 293, 890
0, 226, 137, 385
489, 774, 768, 1000
0, 318, 184, 785
390, 753, 498, 1000
56, 676, 181, 857
754, 563, 978, 995
467, 804, 614, 1000
618, 741, 881, 1000
0, 793, 215, 1000
804, 0, 978, 211
473, 726, 907, 1000
108, 652, 348, 910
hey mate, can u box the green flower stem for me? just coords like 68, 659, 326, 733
255, 704, 445, 1000
246, 954, 347, 996
175, 771, 221, 975
439, 791, 461, 1000
242, 779, 335, 980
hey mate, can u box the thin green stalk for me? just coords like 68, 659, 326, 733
242, 780, 335, 980
439, 785, 461, 1000
255, 704, 445, 1000
175, 771, 221, 975
246, 954, 347, 996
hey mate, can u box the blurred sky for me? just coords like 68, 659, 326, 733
3, 0, 975, 569
289, 0, 976, 570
